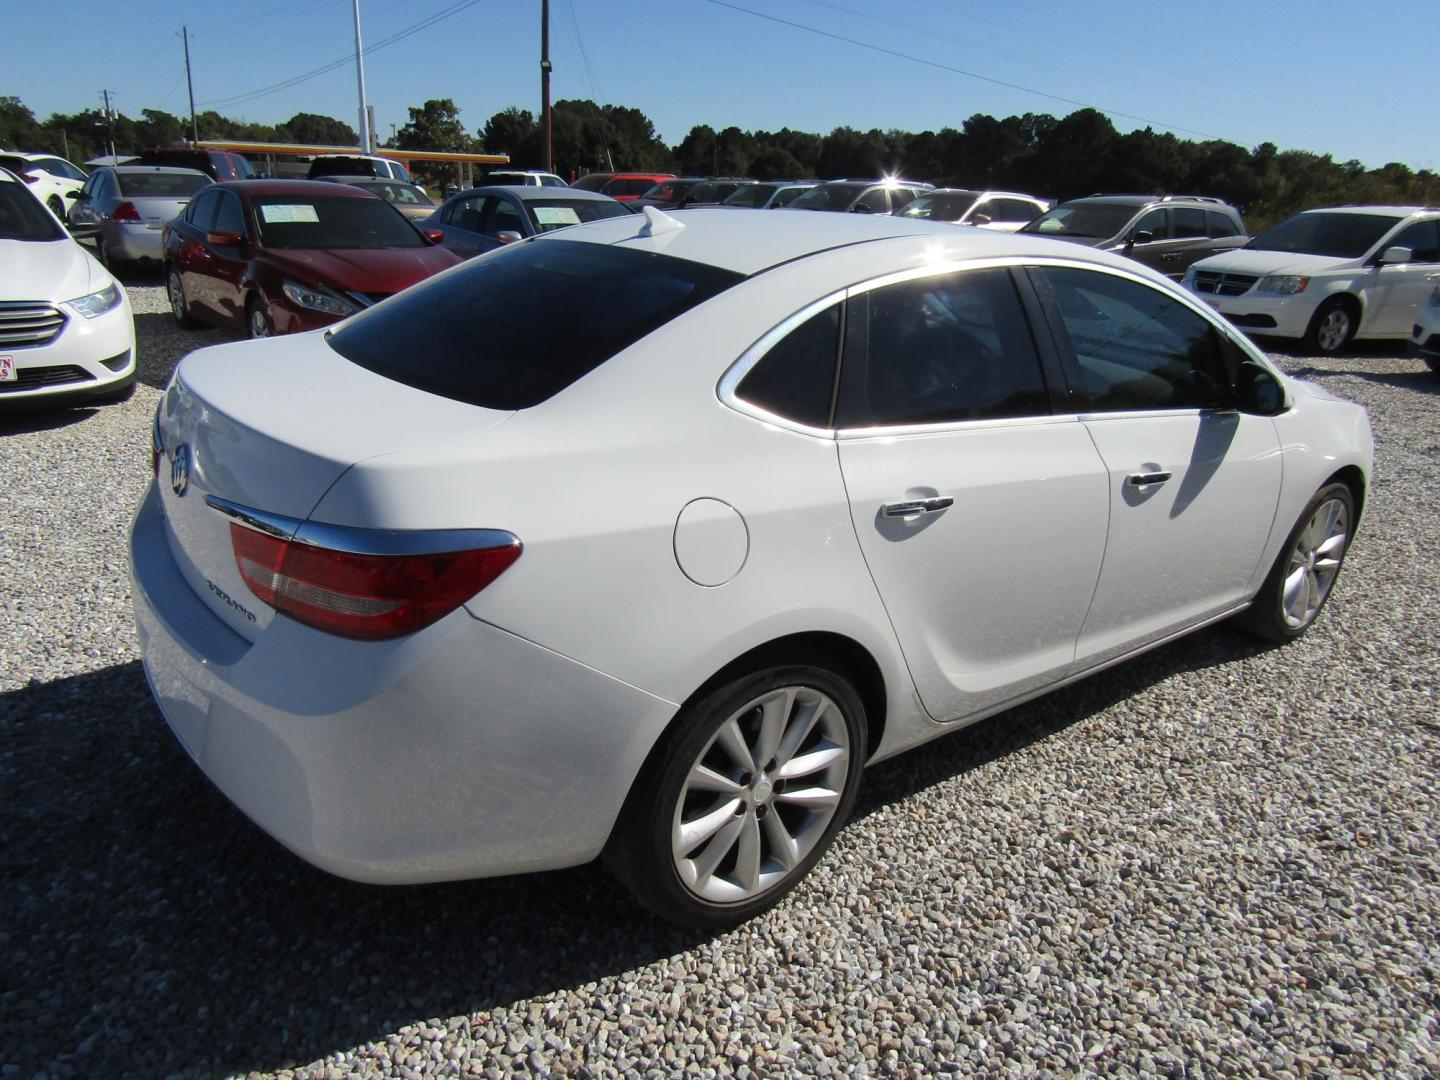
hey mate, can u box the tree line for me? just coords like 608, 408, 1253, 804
5, 94, 1435, 231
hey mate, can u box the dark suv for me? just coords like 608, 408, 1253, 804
1020, 195, 1247, 279
135, 147, 257, 182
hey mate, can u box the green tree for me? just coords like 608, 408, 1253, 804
280, 112, 358, 146
481, 107, 540, 165
0, 97, 45, 152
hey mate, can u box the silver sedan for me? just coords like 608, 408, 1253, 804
68, 165, 210, 269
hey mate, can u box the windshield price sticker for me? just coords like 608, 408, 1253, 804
260, 204, 320, 224
534, 206, 582, 226
0, 355, 14, 382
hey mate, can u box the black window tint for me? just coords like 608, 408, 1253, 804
836, 267, 1050, 427
1207, 211, 1241, 238
487, 198, 524, 236
995, 198, 1040, 223
856, 188, 890, 213
736, 306, 840, 428
1039, 267, 1227, 412
1389, 220, 1440, 262
0, 182, 65, 241
1132, 208, 1168, 241
1172, 207, 1206, 239
328, 241, 744, 409
213, 191, 245, 236
443, 195, 487, 230
186, 188, 220, 228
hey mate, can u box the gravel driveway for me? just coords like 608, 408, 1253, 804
2, 270, 1437, 1078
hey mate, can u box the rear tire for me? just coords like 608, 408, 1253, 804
1303, 297, 1358, 356
605, 664, 867, 929
167, 266, 201, 328
1236, 482, 1355, 642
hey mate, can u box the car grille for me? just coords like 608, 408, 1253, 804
0, 302, 68, 347
0, 365, 94, 393
1190, 271, 1258, 297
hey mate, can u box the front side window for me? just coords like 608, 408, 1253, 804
442, 195, 488, 231
0, 182, 65, 241
1131, 208, 1168, 242
328, 241, 744, 409
1037, 266, 1227, 412
487, 198, 524, 237
836, 267, 1050, 428
855, 188, 890, 213
994, 198, 1042, 223
771, 186, 810, 208
735, 305, 840, 428
1388, 220, 1440, 262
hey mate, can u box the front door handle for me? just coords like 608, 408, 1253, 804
1126, 471, 1172, 488
882, 496, 953, 517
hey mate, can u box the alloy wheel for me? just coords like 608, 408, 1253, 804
248, 305, 271, 339
168, 271, 186, 322
671, 685, 851, 903
1281, 496, 1349, 628
1316, 308, 1352, 353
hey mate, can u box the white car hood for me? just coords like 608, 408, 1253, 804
0, 237, 103, 303
1192, 248, 1351, 277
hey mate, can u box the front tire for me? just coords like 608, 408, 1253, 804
1237, 482, 1355, 642
1303, 297, 1358, 356
246, 296, 273, 339
606, 664, 867, 928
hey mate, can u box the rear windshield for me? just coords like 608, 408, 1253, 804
1022, 202, 1137, 239
253, 195, 424, 249
118, 172, 210, 198
0, 183, 65, 241
1245, 211, 1405, 259
310, 157, 381, 178
327, 240, 743, 409
522, 197, 631, 232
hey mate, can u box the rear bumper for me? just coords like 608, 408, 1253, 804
105, 222, 166, 262
129, 483, 678, 883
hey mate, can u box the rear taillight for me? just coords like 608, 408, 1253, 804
229, 524, 521, 640
112, 201, 142, 223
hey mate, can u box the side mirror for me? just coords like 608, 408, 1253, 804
495, 230, 523, 245
66, 190, 82, 200
970, 213, 992, 226
1378, 244, 1413, 266
1234, 360, 1285, 416
850, 203, 874, 214
422, 229, 446, 244
206, 230, 244, 247
1131, 229, 1154, 245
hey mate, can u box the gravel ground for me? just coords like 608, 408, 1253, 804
2, 270, 1438, 1078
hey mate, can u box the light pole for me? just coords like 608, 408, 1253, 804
352, 0, 372, 153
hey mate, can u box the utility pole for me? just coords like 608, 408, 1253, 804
99, 90, 116, 161
541, 0, 553, 172
182, 26, 199, 145
352, 0, 372, 153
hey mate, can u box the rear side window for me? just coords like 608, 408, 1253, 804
328, 241, 744, 409
836, 267, 1050, 427
736, 306, 840, 428
1207, 211, 1241, 238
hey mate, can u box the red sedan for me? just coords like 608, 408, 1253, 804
163, 180, 460, 338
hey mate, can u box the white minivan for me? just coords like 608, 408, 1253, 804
1184, 206, 1440, 354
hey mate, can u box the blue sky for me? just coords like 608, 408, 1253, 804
7, 0, 1437, 170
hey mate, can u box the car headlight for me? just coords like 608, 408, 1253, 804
66, 282, 122, 319
281, 280, 358, 317
1255, 274, 1309, 296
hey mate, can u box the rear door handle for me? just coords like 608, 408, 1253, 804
1127, 471, 1172, 487
882, 496, 953, 517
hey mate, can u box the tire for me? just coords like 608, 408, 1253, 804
605, 664, 867, 928
246, 296, 273, 339
1303, 297, 1358, 356
47, 195, 64, 218
1237, 481, 1355, 643
166, 266, 201, 328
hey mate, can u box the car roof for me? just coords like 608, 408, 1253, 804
552, 205, 1119, 276
222, 179, 379, 198
111, 164, 210, 176
451, 185, 619, 203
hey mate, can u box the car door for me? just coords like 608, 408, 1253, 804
1365, 219, 1440, 335
835, 265, 1110, 723
1031, 265, 1282, 666
436, 193, 491, 258
174, 188, 223, 319
1120, 208, 1184, 277
1165, 207, 1216, 276
207, 189, 251, 328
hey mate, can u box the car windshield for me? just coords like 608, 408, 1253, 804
118, 172, 210, 198
791, 184, 866, 210
369, 181, 432, 206
722, 184, 777, 208
252, 195, 424, 249
900, 192, 979, 222
1245, 211, 1406, 259
327, 240, 744, 409
0, 182, 65, 241
1022, 203, 1137, 239
523, 198, 632, 232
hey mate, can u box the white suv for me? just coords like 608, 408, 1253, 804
1185, 205, 1440, 354
0, 151, 88, 220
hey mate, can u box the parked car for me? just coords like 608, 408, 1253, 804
1021, 194, 1247, 279
632, 178, 752, 210
68, 165, 211, 268
1410, 285, 1440, 373
897, 188, 1048, 231
569, 172, 676, 200
313, 175, 436, 221
1184, 206, 1440, 354
306, 154, 414, 183
424, 185, 631, 258
719, 181, 818, 209
135, 147, 257, 182
0, 168, 135, 407
162, 180, 458, 338
133, 207, 1371, 927
484, 169, 567, 187
0, 151, 88, 219
789, 179, 933, 214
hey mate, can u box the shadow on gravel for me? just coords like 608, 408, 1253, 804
132, 313, 232, 391
1285, 363, 1439, 397
2, 626, 1271, 1077
0, 407, 103, 435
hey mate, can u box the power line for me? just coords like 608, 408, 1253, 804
562, 0, 604, 103
703, 0, 1224, 141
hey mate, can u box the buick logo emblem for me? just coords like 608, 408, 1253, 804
171, 443, 191, 497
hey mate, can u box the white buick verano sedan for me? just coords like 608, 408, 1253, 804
131, 207, 1372, 927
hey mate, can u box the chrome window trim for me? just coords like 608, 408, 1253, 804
206, 495, 519, 556
837, 412, 1084, 442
